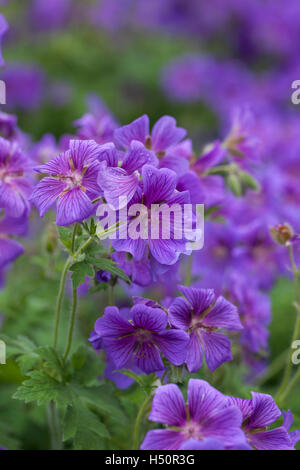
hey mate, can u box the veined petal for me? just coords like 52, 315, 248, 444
30, 177, 67, 217
155, 329, 189, 365
202, 406, 245, 448
178, 285, 215, 316
247, 392, 281, 430
112, 238, 147, 261
114, 115, 150, 149
131, 304, 168, 332
69, 139, 102, 169
134, 342, 164, 374
142, 165, 177, 206
200, 330, 233, 372
122, 140, 153, 173
148, 384, 186, 426
35, 151, 71, 176
187, 379, 226, 423
185, 332, 203, 373
141, 429, 185, 450
103, 336, 136, 369
56, 187, 94, 225
202, 296, 243, 331
94, 306, 135, 337
98, 166, 139, 209
180, 438, 225, 450
169, 297, 192, 330
95, 142, 119, 167
151, 116, 186, 152
249, 427, 292, 451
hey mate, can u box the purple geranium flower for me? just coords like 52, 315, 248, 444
169, 285, 243, 372
30, 0, 72, 32
31, 139, 103, 226
114, 114, 186, 157
112, 165, 192, 266
223, 107, 260, 162
0, 14, 8, 67
74, 94, 118, 145
93, 304, 189, 374
141, 379, 246, 450
227, 392, 295, 450
0, 138, 34, 218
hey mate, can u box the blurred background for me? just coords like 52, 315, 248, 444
1, 0, 300, 449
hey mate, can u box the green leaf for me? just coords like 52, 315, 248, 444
70, 261, 94, 288
37, 347, 65, 379
87, 258, 131, 284
57, 226, 73, 251
13, 370, 73, 407
63, 399, 109, 449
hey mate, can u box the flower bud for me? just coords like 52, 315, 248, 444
270, 223, 294, 246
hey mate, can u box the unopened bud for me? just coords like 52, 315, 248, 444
270, 223, 294, 246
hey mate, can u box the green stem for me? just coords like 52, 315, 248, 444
47, 401, 62, 450
63, 287, 78, 361
53, 257, 72, 349
71, 223, 78, 254
275, 244, 300, 403
279, 366, 300, 404
132, 394, 152, 450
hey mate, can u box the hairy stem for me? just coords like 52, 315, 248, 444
63, 286, 78, 361
132, 394, 152, 450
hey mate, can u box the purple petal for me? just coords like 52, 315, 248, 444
69, 139, 102, 169
0, 14, 9, 66
200, 331, 233, 372
141, 429, 185, 450
35, 152, 71, 175
94, 306, 135, 337
135, 341, 164, 374
149, 238, 182, 265
202, 406, 245, 448
131, 304, 168, 332
201, 175, 225, 207
0, 181, 29, 218
142, 165, 177, 205
122, 140, 153, 173
202, 296, 243, 331
112, 237, 147, 261
148, 383, 186, 426
0, 213, 28, 236
290, 430, 300, 447
282, 410, 293, 431
193, 141, 226, 173
249, 427, 292, 451
0, 238, 23, 267
159, 154, 189, 177
31, 177, 67, 217
151, 116, 186, 152
114, 115, 149, 149
177, 172, 205, 204
103, 336, 136, 369
96, 142, 119, 167
185, 332, 203, 373
226, 397, 253, 423
169, 297, 192, 330
56, 187, 94, 225
247, 392, 281, 430
178, 285, 215, 316
187, 379, 226, 422
98, 165, 139, 209
180, 438, 224, 450
155, 329, 189, 365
